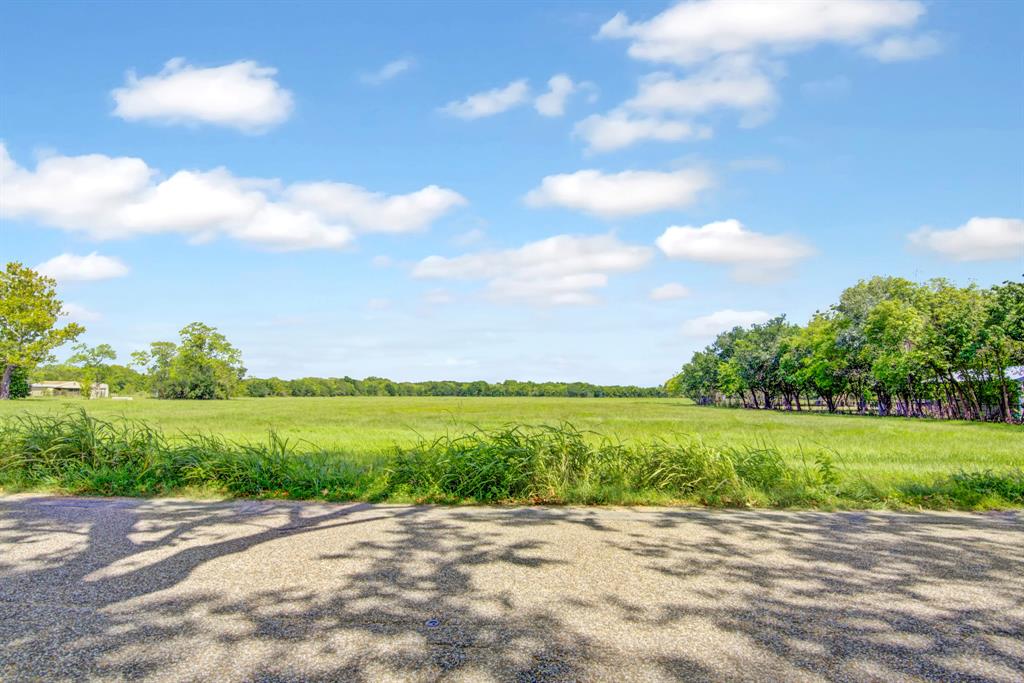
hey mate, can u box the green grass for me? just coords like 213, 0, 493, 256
1, 397, 1021, 508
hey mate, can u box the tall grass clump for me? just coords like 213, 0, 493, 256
0, 411, 168, 495
0, 410, 372, 499
385, 423, 794, 504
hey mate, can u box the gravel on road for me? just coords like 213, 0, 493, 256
1, 495, 1022, 682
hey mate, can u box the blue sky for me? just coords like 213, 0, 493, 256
2, 0, 1022, 385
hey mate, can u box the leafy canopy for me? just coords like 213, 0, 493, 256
0, 262, 84, 398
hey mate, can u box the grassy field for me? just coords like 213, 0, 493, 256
2, 396, 1021, 484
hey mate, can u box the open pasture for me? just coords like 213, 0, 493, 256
1, 396, 1020, 483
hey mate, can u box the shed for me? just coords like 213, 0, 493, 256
29, 381, 110, 399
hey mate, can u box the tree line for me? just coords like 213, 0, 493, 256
29, 362, 664, 399
242, 376, 664, 398
667, 276, 1024, 422
2, 262, 661, 400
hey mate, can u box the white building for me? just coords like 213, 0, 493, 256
29, 381, 110, 399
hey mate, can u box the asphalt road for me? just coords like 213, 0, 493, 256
1, 495, 1021, 682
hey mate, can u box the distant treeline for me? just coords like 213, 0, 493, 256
30, 365, 664, 399
242, 376, 666, 398
667, 276, 1023, 423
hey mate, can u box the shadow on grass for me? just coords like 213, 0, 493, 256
0, 498, 1021, 681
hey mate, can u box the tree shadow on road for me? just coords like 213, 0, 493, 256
602, 509, 1024, 681
0, 498, 648, 681
1, 499, 1021, 681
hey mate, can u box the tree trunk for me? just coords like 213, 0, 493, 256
0, 364, 13, 400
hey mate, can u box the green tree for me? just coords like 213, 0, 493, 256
0, 262, 85, 399
168, 323, 246, 399
69, 343, 117, 398
791, 314, 849, 413
667, 349, 719, 404
981, 280, 1024, 422
7, 366, 30, 399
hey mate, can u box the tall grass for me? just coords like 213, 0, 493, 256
0, 410, 1021, 509
387, 424, 795, 504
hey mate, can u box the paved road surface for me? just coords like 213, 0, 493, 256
1, 495, 1022, 682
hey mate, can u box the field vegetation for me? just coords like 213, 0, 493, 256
1, 398, 1021, 509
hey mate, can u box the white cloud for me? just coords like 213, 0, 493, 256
441, 79, 530, 119
35, 252, 129, 282
682, 309, 773, 337
656, 219, 813, 282
285, 182, 466, 234
625, 56, 778, 125
589, 1, 935, 151
0, 144, 463, 250
534, 74, 596, 117
535, 74, 574, 117
574, 110, 711, 153
360, 58, 414, 85
413, 233, 653, 306
908, 217, 1024, 262
598, 0, 925, 66
650, 282, 691, 300
862, 34, 942, 62
112, 58, 293, 132
575, 55, 775, 153
525, 168, 712, 218
371, 255, 394, 268
62, 303, 102, 323
366, 298, 392, 311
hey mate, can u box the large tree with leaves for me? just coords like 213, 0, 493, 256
0, 262, 85, 399
133, 323, 245, 399
69, 343, 117, 398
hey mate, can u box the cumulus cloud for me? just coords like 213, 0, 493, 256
598, 0, 925, 66
863, 34, 942, 62
656, 219, 813, 282
360, 58, 414, 84
650, 283, 691, 301
534, 74, 595, 117
112, 58, 294, 132
440, 79, 530, 119
574, 110, 711, 153
908, 217, 1024, 262
35, 252, 129, 282
285, 182, 466, 234
0, 144, 464, 251
682, 309, 773, 337
413, 233, 653, 305
586, 1, 935, 151
524, 168, 712, 218
626, 56, 778, 125
574, 55, 774, 153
